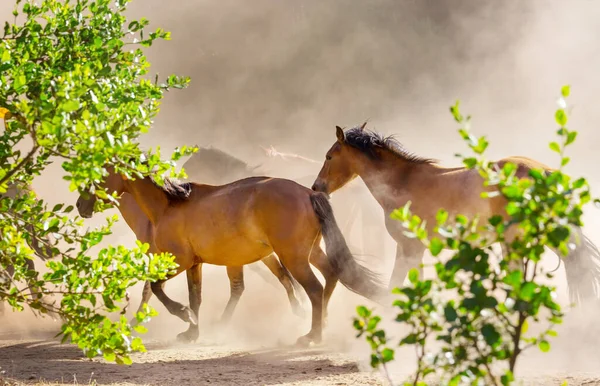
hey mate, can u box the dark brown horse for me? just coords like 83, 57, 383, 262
312, 123, 600, 304
76, 165, 386, 345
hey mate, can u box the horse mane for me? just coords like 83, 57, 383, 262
129, 151, 193, 204
344, 125, 438, 164
156, 177, 192, 204
143, 146, 260, 204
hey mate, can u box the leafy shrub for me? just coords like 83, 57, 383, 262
0, 0, 195, 363
354, 86, 599, 385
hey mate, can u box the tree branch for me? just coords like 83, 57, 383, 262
0, 144, 39, 187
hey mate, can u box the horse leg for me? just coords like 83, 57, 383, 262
260, 255, 304, 318
130, 280, 153, 325
389, 239, 426, 290
220, 266, 245, 324
309, 247, 337, 327
278, 252, 324, 347
177, 263, 203, 343
150, 258, 197, 325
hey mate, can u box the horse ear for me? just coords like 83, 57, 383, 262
336, 126, 345, 142
360, 121, 368, 131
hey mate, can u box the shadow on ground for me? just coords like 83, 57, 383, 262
0, 336, 381, 386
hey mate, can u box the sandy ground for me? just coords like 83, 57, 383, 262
0, 334, 384, 386
2, 255, 600, 386
0, 260, 389, 386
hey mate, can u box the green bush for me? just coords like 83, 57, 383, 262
0, 0, 194, 364
354, 86, 598, 385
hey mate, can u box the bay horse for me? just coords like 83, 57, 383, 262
311, 123, 600, 304
186, 146, 387, 260
178, 147, 306, 319
0, 182, 58, 317
76, 165, 386, 345
115, 192, 305, 325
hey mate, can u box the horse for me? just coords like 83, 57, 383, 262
187, 145, 387, 261
178, 147, 306, 317
0, 182, 58, 317
180, 146, 385, 310
311, 123, 600, 304
76, 165, 386, 345
116, 190, 305, 326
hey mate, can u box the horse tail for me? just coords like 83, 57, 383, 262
309, 192, 388, 304
563, 226, 600, 305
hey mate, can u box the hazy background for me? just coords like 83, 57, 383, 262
3, 0, 600, 382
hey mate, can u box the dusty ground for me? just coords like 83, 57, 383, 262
0, 262, 390, 386
2, 258, 600, 386
0, 334, 383, 386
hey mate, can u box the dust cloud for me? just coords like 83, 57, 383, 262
3, 0, 600, 384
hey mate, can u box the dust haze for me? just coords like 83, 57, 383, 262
3, 1, 600, 385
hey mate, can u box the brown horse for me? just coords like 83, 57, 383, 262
179, 147, 306, 318
114, 192, 305, 325
185, 146, 386, 261
0, 182, 58, 317
312, 123, 600, 304
76, 166, 386, 345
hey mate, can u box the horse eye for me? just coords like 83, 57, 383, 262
326, 155, 332, 161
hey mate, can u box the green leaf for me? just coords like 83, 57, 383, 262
444, 304, 458, 322
520, 282, 536, 301
481, 324, 501, 347
429, 237, 444, 256
61, 100, 80, 112
133, 324, 148, 334
436, 209, 449, 225
463, 157, 477, 169
103, 350, 116, 362
539, 340, 551, 352
549, 142, 561, 153
1, 48, 10, 63
565, 131, 577, 146
13, 74, 26, 90
356, 306, 370, 318
408, 268, 419, 284
555, 109, 568, 126
501, 372, 515, 386
381, 348, 394, 363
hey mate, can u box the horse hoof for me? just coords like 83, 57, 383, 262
176, 329, 199, 343
295, 333, 321, 348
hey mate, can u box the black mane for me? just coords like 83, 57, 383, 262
344, 125, 438, 164
132, 151, 193, 204
157, 177, 192, 203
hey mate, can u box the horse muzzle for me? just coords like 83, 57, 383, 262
311, 181, 330, 198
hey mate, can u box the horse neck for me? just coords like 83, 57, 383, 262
353, 152, 426, 212
117, 193, 152, 240
122, 177, 169, 225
